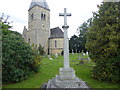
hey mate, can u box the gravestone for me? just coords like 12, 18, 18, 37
86, 51, 89, 55
48, 55, 53, 60
78, 51, 81, 60
49, 58, 53, 60
55, 53, 58, 58
86, 52, 90, 61
87, 57, 91, 61
83, 53, 86, 56
78, 55, 81, 61
72, 49, 74, 55
80, 50, 84, 64
76, 49, 77, 54
81, 50, 84, 57
46, 8, 89, 89
48, 55, 51, 59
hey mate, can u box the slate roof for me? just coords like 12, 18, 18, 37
29, 0, 50, 10
49, 27, 64, 39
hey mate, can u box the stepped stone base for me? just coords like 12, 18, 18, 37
46, 68, 89, 89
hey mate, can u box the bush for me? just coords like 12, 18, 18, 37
32, 54, 42, 72
2, 30, 40, 83
31, 44, 42, 72
38, 44, 45, 55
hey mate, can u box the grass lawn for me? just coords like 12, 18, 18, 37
3, 54, 118, 88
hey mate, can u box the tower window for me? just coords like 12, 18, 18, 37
55, 40, 57, 48
31, 13, 34, 20
41, 13, 46, 20
44, 14, 46, 20
42, 24, 45, 27
41, 13, 44, 20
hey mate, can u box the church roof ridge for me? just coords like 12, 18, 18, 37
50, 27, 60, 30
49, 27, 64, 39
29, 0, 50, 11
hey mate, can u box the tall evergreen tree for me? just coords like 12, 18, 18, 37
86, 2, 120, 83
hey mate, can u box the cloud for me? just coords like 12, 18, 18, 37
0, 0, 103, 37
10, 22, 25, 34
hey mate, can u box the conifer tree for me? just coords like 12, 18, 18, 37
86, 2, 120, 83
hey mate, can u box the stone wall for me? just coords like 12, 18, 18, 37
49, 38, 64, 54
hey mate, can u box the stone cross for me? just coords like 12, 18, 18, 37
59, 8, 71, 26
59, 8, 71, 69
47, 8, 89, 88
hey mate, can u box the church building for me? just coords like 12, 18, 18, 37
22, 0, 64, 55
49, 27, 64, 55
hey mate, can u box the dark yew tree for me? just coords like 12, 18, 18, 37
86, 2, 120, 83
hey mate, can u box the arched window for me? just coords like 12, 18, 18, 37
55, 40, 57, 48
44, 14, 46, 20
31, 13, 34, 20
28, 39, 30, 44
41, 13, 44, 20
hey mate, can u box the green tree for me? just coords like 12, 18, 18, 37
2, 30, 34, 83
69, 18, 92, 53
86, 2, 120, 83
69, 35, 79, 53
1, 14, 41, 83
0, 13, 12, 30
77, 19, 92, 52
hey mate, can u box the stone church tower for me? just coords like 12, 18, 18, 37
23, 0, 64, 55
23, 0, 50, 53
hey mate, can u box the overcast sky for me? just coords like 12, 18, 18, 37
0, 0, 103, 38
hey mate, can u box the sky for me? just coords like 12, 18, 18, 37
0, 0, 103, 38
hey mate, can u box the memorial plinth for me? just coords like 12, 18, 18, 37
46, 8, 89, 89
59, 68, 76, 80
47, 72, 88, 88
